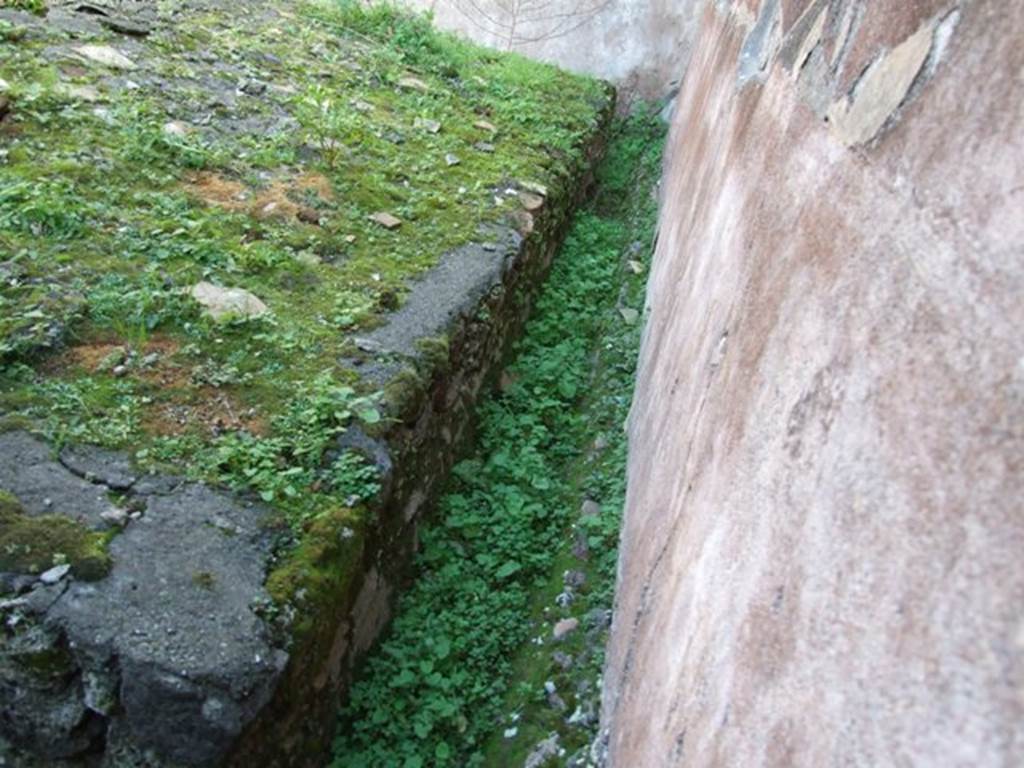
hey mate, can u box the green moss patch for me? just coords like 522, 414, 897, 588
0, 490, 112, 580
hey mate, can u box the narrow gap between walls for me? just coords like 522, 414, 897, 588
331, 109, 666, 768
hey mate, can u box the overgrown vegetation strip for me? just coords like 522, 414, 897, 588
332, 113, 665, 768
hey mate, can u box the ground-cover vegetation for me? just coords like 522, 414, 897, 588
0, 0, 606, 593
332, 111, 665, 768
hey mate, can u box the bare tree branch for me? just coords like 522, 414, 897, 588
441, 0, 613, 51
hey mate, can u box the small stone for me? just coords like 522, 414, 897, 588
586, 608, 612, 631
525, 734, 561, 768
74, 45, 138, 71
140, 352, 160, 368
511, 210, 534, 236
414, 117, 441, 134
564, 570, 586, 589
581, 499, 600, 517
351, 99, 373, 113
398, 75, 429, 92
627, 260, 645, 275
553, 617, 579, 641
61, 84, 102, 103
344, 235, 357, 244
519, 180, 548, 197
572, 529, 590, 561
101, 508, 128, 527
544, 680, 557, 695
0, 79, 9, 94
552, 651, 573, 670
239, 79, 268, 96
518, 191, 544, 212
190, 281, 269, 321
112, 364, 128, 378
567, 704, 596, 727
99, 16, 152, 37
162, 120, 191, 137
474, 141, 495, 153
592, 435, 609, 451
548, 692, 567, 712
619, 307, 640, 325
444, 153, 460, 167
474, 119, 497, 132
39, 564, 71, 585
354, 337, 382, 353
369, 212, 402, 230
503, 726, 518, 739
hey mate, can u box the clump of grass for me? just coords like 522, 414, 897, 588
3, 0, 47, 16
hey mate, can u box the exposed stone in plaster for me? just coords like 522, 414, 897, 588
826, 16, 936, 146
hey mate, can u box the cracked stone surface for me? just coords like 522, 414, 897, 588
0, 432, 285, 767
0, 431, 117, 530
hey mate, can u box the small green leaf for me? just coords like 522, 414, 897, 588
358, 407, 381, 424
495, 561, 521, 579
433, 636, 451, 659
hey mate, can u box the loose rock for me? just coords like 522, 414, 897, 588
39, 564, 71, 585
524, 733, 562, 768
162, 120, 192, 137
61, 84, 102, 103
414, 117, 441, 133
190, 281, 269, 321
99, 16, 153, 38
553, 617, 580, 641
518, 191, 545, 212
369, 212, 402, 230
519, 180, 549, 197
73, 44, 138, 71
398, 75, 429, 92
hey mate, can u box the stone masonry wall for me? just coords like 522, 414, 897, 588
602, 0, 1024, 765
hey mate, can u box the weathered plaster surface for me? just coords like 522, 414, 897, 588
603, 0, 1024, 765
398, 0, 700, 98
